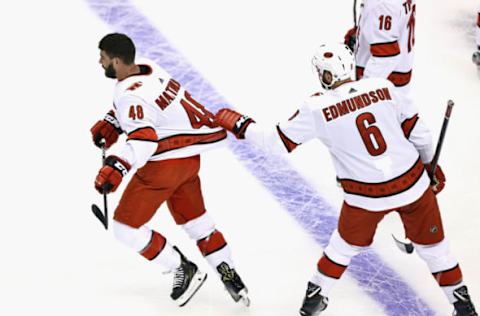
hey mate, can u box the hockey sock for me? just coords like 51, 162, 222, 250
197, 230, 234, 269
414, 239, 464, 303
112, 220, 180, 271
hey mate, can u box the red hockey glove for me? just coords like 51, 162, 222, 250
214, 108, 255, 139
90, 110, 123, 149
344, 27, 357, 52
95, 156, 131, 194
425, 163, 446, 194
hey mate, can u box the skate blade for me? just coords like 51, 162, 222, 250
238, 289, 250, 307
176, 271, 208, 307
235, 289, 250, 307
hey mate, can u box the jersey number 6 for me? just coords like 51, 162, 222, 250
356, 112, 387, 156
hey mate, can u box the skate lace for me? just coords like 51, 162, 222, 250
172, 266, 185, 289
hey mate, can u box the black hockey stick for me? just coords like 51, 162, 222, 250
392, 100, 455, 254
91, 142, 109, 230
353, 0, 358, 27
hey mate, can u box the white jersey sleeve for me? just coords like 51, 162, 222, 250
244, 105, 318, 154
115, 94, 158, 169
362, 1, 402, 78
392, 90, 434, 163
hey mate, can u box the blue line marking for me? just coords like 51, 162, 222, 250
86, 1, 435, 314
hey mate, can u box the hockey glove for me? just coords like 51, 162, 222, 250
95, 156, 131, 194
214, 108, 255, 139
425, 163, 445, 194
90, 110, 123, 149
344, 27, 357, 52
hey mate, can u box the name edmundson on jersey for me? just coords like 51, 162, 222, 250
322, 87, 392, 122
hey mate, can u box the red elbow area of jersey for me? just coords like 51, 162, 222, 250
477, 13, 480, 27
401, 114, 418, 139
140, 231, 167, 261
276, 125, 298, 153
197, 230, 227, 256
370, 41, 401, 57
433, 264, 463, 286
127, 127, 158, 142
317, 254, 347, 279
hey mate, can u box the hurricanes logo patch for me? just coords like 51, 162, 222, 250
217, 262, 235, 282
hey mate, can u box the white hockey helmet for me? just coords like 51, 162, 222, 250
312, 43, 355, 89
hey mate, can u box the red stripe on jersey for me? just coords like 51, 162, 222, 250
127, 127, 158, 142
197, 230, 227, 256
140, 231, 167, 260
370, 41, 401, 57
388, 71, 412, 87
433, 265, 463, 286
154, 130, 227, 156
339, 157, 424, 198
356, 67, 412, 87
401, 114, 419, 139
477, 13, 480, 27
317, 254, 347, 279
276, 125, 298, 153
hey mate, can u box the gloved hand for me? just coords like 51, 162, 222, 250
214, 108, 255, 139
95, 156, 131, 194
344, 26, 358, 52
90, 110, 123, 149
472, 50, 480, 66
425, 163, 445, 194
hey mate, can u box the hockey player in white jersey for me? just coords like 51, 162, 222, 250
90, 33, 249, 307
214, 43, 477, 316
473, 8, 480, 67
345, 0, 416, 94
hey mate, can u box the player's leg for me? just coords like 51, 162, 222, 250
167, 155, 249, 306
399, 189, 477, 316
113, 161, 207, 307
300, 203, 388, 316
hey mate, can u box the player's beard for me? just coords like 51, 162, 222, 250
104, 63, 117, 79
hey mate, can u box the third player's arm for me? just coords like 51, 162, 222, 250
363, 2, 402, 79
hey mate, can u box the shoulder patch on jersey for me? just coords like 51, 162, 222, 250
126, 82, 143, 91
310, 91, 323, 97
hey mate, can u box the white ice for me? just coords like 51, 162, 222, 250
0, 0, 478, 315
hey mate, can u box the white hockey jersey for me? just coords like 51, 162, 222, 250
356, 0, 416, 90
112, 59, 226, 169
245, 78, 434, 211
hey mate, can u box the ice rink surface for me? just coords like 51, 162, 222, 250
1, 0, 479, 315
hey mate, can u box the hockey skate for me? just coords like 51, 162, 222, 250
299, 282, 329, 316
216, 261, 250, 306
170, 246, 207, 307
453, 286, 478, 316
473, 51, 480, 79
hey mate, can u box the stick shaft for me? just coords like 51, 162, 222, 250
428, 100, 454, 182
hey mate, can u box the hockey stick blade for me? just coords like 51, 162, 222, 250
91, 203, 108, 230
392, 234, 414, 254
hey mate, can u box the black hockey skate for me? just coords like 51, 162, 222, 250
453, 286, 478, 316
216, 261, 250, 306
170, 246, 207, 307
299, 282, 329, 316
